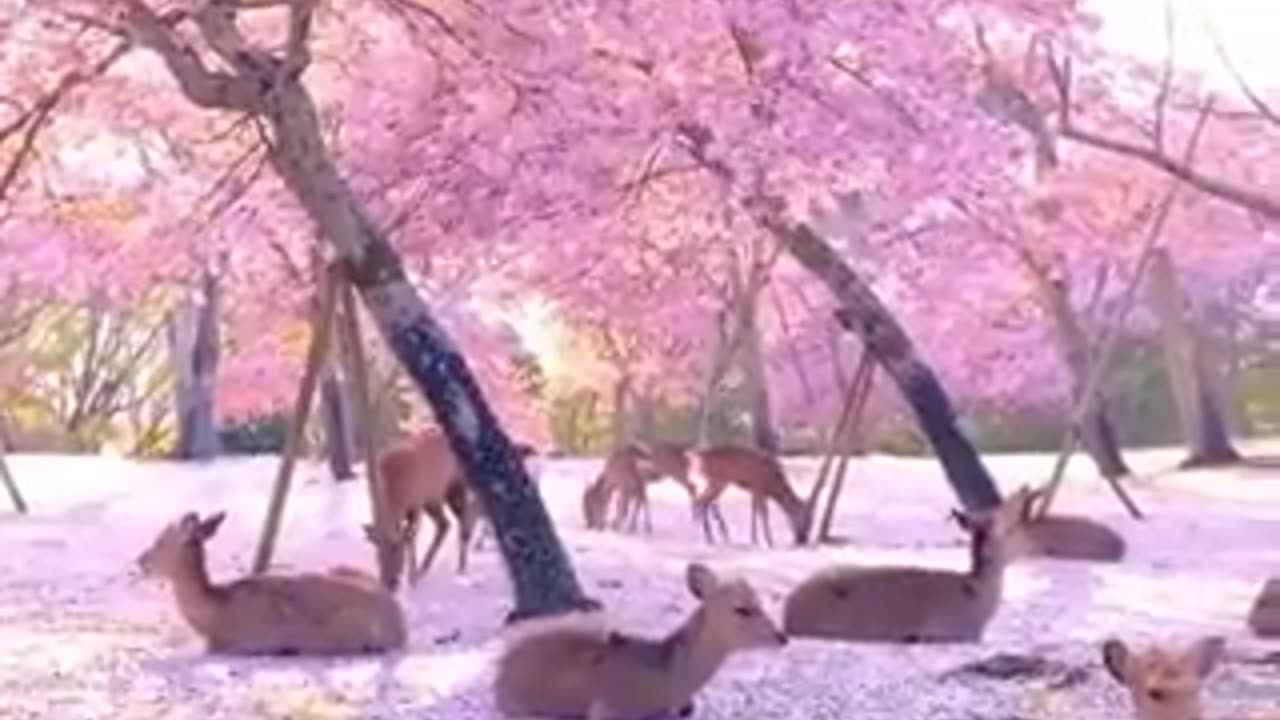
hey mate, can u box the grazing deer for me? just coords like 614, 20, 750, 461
693, 444, 811, 546
494, 562, 787, 719
1101, 636, 1227, 720
1247, 577, 1280, 637
581, 443, 657, 533
363, 430, 476, 590
138, 511, 406, 655
781, 487, 1035, 643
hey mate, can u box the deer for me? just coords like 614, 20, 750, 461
137, 511, 407, 655
1016, 486, 1126, 562
494, 562, 787, 719
611, 442, 700, 530
1101, 636, 1231, 720
363, 429, 477, 590
781, 487, 1035, 643
581, 443, 658, 533
1247, 577, 1280, 637
692, 444, 811, 546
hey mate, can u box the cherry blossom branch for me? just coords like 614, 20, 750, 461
1046, 51, 1280, 222
1204, 23, 1280, 127
119, 0, 258, 111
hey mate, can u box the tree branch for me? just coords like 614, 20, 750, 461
1047, 51, 1280, 221
119, 0, 259, 111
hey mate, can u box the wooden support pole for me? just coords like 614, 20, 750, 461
336, 271, 392, 574
251, 265, 340, 574
816, 353, 875, 542
0, 414, 26, 514
800, 348, 864, 543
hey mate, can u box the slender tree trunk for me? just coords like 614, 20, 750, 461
169, 268, 221, 460
761, 219, 1001, 511
1030, 271, 1131, 478
740, 295, 780, 454
634, 388, 657, 443
1146, 249, 1241, 467
319, 361, 356, 481
611, 373, 632, 446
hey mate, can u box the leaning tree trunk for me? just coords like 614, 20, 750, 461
761, 219, 1001, 511
1030, 271, 1131, 479
168, 267, 221, 460
121, 5, 595, 620
1146, 248, 1241, 467
319, 360, 356, 481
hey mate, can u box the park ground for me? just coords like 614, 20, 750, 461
0, 441, 1277, 719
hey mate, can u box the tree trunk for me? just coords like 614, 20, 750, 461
319, 361, 356, 481
1146, 249, 1242, 467
611, 373, 632, 446
260, 57, 592, 621
1030, 271, 1131, 478
169, 268, 221, 460
763, 219, 1001, 511
740, 294, 780, 454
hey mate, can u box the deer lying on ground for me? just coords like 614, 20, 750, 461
1247, 577, 1280, 637
782, 487, 1035, 642
494, 562, 787, 719
692, 444, 811, 546
138, 511, 406, 655
1016, 486, 1126, 562
1102, 636, 1238, 720
364, 430, 476, 590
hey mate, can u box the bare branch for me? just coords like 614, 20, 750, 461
283, 0, 316, 76
1204, 22, 1280, 127
120, 0, 258, 111
1152, 0, 1177, 152
1047, 50, 1280, 222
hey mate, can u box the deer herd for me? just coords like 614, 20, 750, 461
135, 430, 1280, 719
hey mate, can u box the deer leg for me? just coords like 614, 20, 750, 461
412, 504, 450, 584
401, 512, 421, 586
707, 500, 730, 543
749, 497, 759, 544
760, 497, 775, 547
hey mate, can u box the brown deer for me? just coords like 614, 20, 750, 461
363, 430, 476, 590
1017, 487, 1126, 562
1101, 636, 1227, 720
138, 511, 406, 655
1247, 577, 1280, 637
781, 487, 1035, 642
581, 443, 657, 533
692, 444, 810, 546
494, 562, 787, 719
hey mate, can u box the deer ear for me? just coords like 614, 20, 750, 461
686, 562, 719, 599
1101, 638, 1131, 684
195, 511, 226, 540
1186, 636, 1225, 679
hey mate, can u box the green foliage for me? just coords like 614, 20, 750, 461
218, 412, 289, 454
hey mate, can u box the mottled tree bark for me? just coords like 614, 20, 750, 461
169, 268, 221, 460
739, 296, 780, 454
762, 219, 1001, 511
122, 0, 595, 621
1146, 249, 1241, 467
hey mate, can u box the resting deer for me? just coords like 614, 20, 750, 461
1247, 577, 1280, 637
1016, 487, 1126, 562
494, 562, 787, 719
693, 444, 811, 546
138, 511, 406, 655
1102, 636, 1229, 720
781, 487, 1034, 642
364, 430, 476, 590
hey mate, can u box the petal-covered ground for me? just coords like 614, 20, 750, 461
0, 441, 1277, 719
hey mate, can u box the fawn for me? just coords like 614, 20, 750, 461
582, 443, 657, 533
781, 487, 1035, 642
1247, 577, 1280, 637
363, 430, 476, 590
1102, 636, 1227, 720
138, 511, 406, 655
494, 562, 787, 719
693, 444, 811, 546
1017, 487, 1126, 562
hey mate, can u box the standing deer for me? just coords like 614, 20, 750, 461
692, 444, 811, 546
138, 511, 406, 655
363, 430, 476, 590
1101, 636, 1228, 720
494, 562, 787, 719
781, 487, 1035, 642
582, 443, 657, 533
